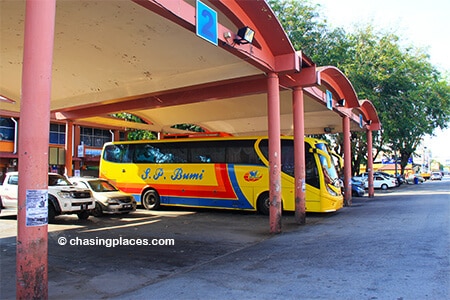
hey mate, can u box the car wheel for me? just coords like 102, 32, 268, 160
142, 190, 160, 210
91, 202, 104, 217
381, 184, 388, 190
257, 193, 270, 215
77, 210, 90, 220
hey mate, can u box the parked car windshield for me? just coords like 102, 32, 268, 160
87, 180, 119, 192
48, 174, 72, 186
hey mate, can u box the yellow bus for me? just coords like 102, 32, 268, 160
99, 136, 343, 214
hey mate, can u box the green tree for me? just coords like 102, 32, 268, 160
112, 113, 156, 140
269, 1, 450, 175
268, 0, 350, 66
171, 123, 205, 132
341, 27, 450, 174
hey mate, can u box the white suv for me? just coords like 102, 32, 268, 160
0, 172, 95, 222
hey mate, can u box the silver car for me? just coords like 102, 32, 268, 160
430, 172, 442, 181
70, 177, 136, 217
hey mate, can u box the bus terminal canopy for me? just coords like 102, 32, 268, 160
0, 0, 380, 135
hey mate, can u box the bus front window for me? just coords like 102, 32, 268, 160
316, 143, 340, 189
318, 154, 338, 185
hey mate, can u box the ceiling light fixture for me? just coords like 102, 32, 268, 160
336, 98, 345, 107
234, 26, 255, 45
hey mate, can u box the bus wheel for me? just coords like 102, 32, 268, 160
142, 190, 160, 210
257, 193, 270, 215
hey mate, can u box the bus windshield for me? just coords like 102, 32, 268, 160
315, 143, 339, 186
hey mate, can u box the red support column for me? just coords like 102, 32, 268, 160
65, 120, 73, 177
113, 129, 120, 141
17, 0, 56, 298
367, 128, 375, 197
343, 116, 352, 206
293, 87, 306, 224
267, 72, 282, 234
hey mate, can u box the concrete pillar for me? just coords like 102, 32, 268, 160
293, 87, 306, 224
65, 120, 73, 177
73, 125, 81, 171
343, 116, 352, 206
267, 72, 282, 233
367, 129, 375, 197
17, 0, 56, 298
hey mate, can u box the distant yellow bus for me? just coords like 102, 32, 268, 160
99, 136, 343, 214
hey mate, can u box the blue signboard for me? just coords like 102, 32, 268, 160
196, 0, 218, 46
359, 114, 363, 128
326, 90, 333, 110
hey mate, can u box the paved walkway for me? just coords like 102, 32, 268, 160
115, 182, 450, 299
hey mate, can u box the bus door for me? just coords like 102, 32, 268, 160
305, 146, 321, 206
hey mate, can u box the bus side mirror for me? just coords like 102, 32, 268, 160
315, 149, 332, 169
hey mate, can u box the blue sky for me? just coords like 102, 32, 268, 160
313, 0, 450, 163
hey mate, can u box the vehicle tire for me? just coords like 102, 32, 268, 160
256, 193, 270, 215
142, 190, 160, 210
77, 210, 90, 220
48, 204, 56, 223
381, 184, 388, 190
91, 202, 104, 217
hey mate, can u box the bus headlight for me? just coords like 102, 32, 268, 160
326, 185, 338, 196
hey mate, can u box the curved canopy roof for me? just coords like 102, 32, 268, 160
0, 0, 379, 136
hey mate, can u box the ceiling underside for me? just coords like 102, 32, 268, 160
80, 89, 363, 136
0, 0, 372, 137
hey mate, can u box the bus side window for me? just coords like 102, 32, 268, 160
227, 141, 258, 165
104, 145, 123, 163
121, 145, 132, 163
190, 143, 224, 163
227, 145, 244, 164
280, 140, 295, 176
134, 144, 156, 163
167, 146, 188, 163
305, 149, 320, 189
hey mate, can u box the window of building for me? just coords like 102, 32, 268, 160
0, 117, 15, 141
80, 127, 111, 147
49, 123, 66, 145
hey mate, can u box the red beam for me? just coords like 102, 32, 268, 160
132, 0, 280, 72
55, 75, 268, 119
